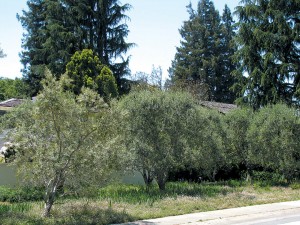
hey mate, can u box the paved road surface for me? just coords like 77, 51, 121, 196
115, 200, 300, 225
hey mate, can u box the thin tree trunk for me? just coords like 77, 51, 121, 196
245, 164, 252, 184
157, 177, 166, 191
141, 169, 153, 187
211, 168, 217, 182
43, 191, 55, 217
156, 172, 167, 191
43, 176, 61, 217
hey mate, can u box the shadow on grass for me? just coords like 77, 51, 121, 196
0, 205, 136, 225
98, 181, 235, 205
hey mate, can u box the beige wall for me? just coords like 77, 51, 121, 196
0, 165, 145, 187
0, 163, 17, 186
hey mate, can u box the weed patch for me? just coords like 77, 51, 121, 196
98, 182, 235, 205
0, 181, 299, 224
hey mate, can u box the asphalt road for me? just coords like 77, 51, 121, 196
116, 200, 300, 225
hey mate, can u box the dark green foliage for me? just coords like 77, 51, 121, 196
218, 5, 237, 103
0, 186, 44, 203
233, 0, 300, 109
169, 1, 237, 103
251, 171, 285, 187
18, 0, 51, 96
290, 182, 300, 189
18, 0, 133, 96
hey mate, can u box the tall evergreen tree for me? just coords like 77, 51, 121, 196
218, 5, 237, 103
169, 0, 236, 103
18, 0, 133, 96
233, 0, 300, 109
17, 0, 48, 94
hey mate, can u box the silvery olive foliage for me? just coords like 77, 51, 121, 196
3, 70, 123, 217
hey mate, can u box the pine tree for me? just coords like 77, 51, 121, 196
18, 0, 133, 96
169, 0, 236, 103
17, 0, 48, 95
233, 0, 300, 109
217, 5, 236, 103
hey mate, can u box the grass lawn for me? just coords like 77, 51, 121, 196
0, 181, 300, 225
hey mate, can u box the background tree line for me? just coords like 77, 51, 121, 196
169, 0, 299, 109
0, 78, 28, 101
119, 89, 300, 189
168, 1, 237, 104
1, 0, 298, 111
17, 0, 134, 96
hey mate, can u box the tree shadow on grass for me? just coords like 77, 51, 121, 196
98, 182, 233, 205
0, 205, 137, 225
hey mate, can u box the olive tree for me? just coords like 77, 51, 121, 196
119, 90, 195, 190
247, 104, 300, 181
224, 108, 254, 181
186, 106, 227, 181
3, 70, 121, 217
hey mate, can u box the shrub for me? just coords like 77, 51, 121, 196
290, 183, 300, 190
247, 104, 300, 182
0, 186, 44, 203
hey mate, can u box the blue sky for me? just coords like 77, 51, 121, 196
0, 0, 240, 80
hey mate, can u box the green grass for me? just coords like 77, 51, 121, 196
98, 182, 235, 205
0, 186, 44, 202
0, 202, 32, 214
290, 182, 300, 190
0, 205, 134, 225
0, 181, 299, 225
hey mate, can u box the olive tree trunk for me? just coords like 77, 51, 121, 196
156, 171, 168, 191
141, 168, 154, 187
42, 175, 63, 217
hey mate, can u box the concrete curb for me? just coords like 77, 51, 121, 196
114, 201, 300, 225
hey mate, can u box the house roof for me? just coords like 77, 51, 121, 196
0, 98, 24, 107
199, 101, 237, 114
